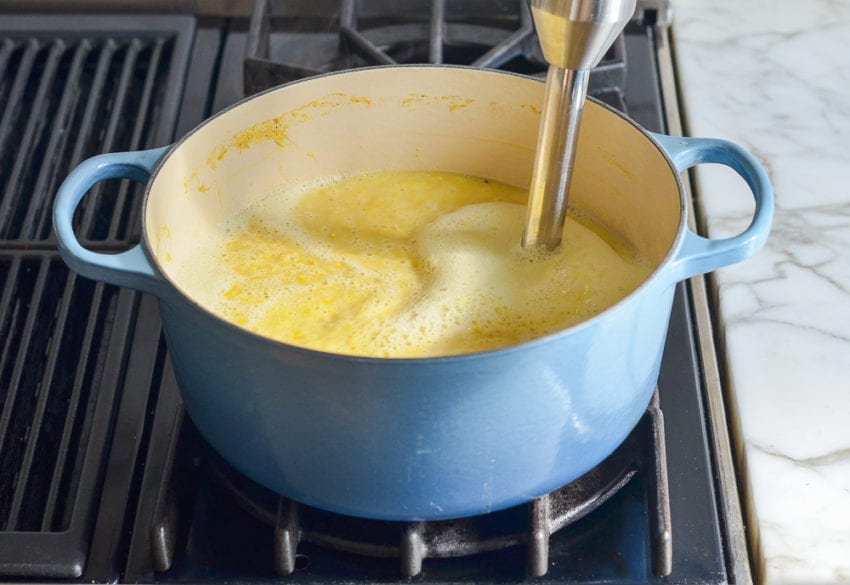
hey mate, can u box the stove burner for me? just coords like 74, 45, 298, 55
244, 0, 627, 102
203, 393, 671, 578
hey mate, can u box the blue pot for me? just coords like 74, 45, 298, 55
53, 67, 772, 521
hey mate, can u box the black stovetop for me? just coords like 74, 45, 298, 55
0, 3, 731, 583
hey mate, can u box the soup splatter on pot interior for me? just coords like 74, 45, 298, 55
176, 171, 652, 357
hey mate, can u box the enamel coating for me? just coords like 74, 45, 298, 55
53, 67, 772, 521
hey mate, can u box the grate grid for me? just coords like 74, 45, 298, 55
0, 14, 194, 578
0, 258, 120, 532
0, 35, 177, 245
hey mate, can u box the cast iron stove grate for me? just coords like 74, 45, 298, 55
0, 15, 193, 578
244, 0, 627, 109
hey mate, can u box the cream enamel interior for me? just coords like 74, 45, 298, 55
145, 67, 681, 300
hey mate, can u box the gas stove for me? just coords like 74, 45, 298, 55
0, 1, 749, 583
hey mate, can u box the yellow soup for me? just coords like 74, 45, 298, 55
177, 171, 652, 358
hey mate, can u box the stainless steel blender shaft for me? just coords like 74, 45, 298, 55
522, 0, 636, 251
522, 66, 589, 250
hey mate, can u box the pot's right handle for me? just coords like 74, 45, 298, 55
651, 134, 774, 282
53, 146, 170, 296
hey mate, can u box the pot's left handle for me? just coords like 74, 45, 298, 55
53, 146, 171, 297
652, 134, 774, 282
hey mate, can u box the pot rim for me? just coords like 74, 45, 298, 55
142, 64, 688, 364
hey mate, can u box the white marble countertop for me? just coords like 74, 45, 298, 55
672, 1, 850, 583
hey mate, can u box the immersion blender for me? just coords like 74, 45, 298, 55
522, 0, 637, 251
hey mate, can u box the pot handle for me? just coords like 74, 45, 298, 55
53, 146, 171, 296
651, 134, 774, 282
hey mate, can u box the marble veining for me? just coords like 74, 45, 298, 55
673, 0, 850, 583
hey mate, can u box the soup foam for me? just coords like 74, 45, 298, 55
176, 171, 652, 357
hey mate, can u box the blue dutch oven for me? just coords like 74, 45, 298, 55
54, 67, 772, 521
